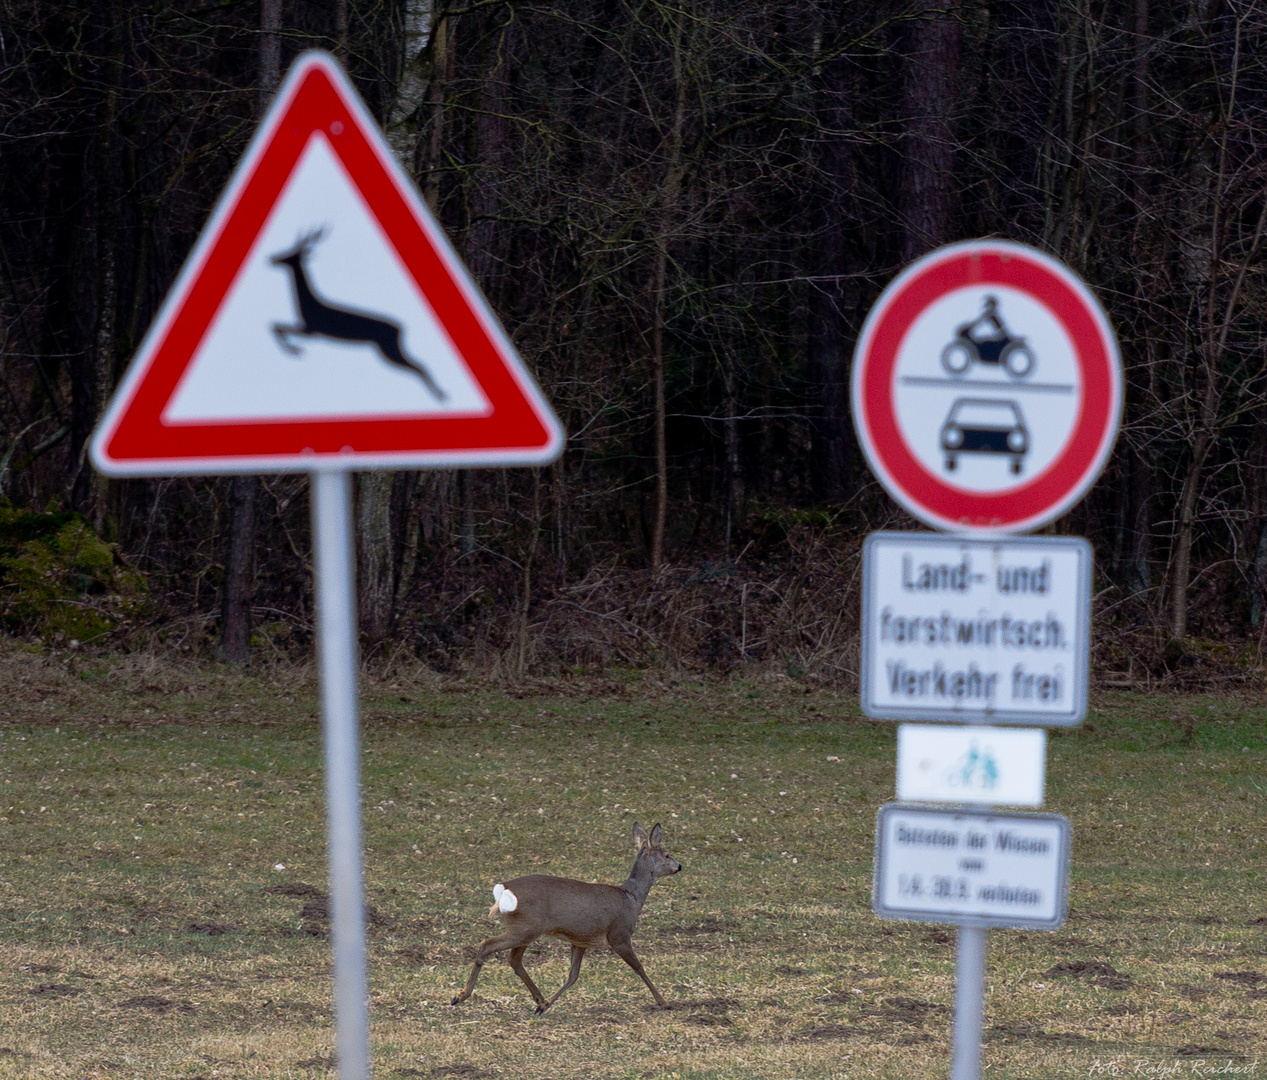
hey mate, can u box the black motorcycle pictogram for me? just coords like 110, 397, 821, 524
940, 295, 1035, 380
270, 227, 446, 401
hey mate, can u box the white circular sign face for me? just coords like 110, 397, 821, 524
851, 241, 1122, 533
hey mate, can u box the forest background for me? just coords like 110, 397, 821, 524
2, 0, 1266, 687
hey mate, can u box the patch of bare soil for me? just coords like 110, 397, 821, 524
684, 1009, 734, 1027
396, 946, 435, 963
794, 1023, 868, 1041
261, 882, 326, 898
186, 921, 233, 936
1176, 1044, 1240, 1058
281, 891, 393, 931
117, 995, 196, 1014
1215, 971, 1264, 987
28, 983, 81, 997
989, 1022, 1087, 1043
679, 996, 741, 1011
867, 996, 950, 1024
1044, 960, 1132, 990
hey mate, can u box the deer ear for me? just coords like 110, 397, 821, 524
632, 822, 649, 849
648, 824, 663, 847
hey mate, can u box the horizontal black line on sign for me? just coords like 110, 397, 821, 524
899, 376, 1076, 394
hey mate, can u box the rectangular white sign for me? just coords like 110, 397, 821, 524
896, 724, 1046, 806
861, 532, 1091, 726
873, 803, 1070, 929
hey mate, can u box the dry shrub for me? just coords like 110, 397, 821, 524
389, 518, 866, 685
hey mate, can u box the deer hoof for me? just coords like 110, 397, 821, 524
449, 996, 463, 1006
533, 1003, 548, 1015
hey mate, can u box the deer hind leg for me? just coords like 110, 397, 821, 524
450, 928, 536, 1006
372, 328, 447, 402
609, 937, 669, 1007
507, 945, 548, 1010
536, 945, 587, 1014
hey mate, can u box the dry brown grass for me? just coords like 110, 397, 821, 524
0, 646, 1263, 1077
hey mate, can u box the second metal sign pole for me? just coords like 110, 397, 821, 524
311, 469, 371, 1080
951, 925, 987, 1080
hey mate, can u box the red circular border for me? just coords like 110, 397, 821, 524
855, 244, 1118, 531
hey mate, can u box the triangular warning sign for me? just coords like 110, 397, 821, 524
91, 52, 563, 476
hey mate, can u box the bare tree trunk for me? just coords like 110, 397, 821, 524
515, 470, 541, 679
356, 472, 396, 646
1166, 13, 1263, 644
898, 0, 961, 263
220, 0, 282, 664
1169, 432, 1211, 643
721, 350, 744, 556
335, 0, 348, 57
649, 9, 687, 569
650, 254, 669, 569
806, 20, 854, 503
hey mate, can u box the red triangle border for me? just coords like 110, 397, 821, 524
92, 52, 563, 476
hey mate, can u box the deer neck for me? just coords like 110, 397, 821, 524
285, 259, 321, 316
619, 851, 657, 912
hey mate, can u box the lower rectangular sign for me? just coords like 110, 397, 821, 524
873, 803, 1070, 929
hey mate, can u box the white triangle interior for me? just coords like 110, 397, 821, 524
163, 133, 492, 424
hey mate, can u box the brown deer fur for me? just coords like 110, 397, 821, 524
450, 822, 682, 1013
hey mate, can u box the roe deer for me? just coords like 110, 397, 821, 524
450, 822, 682, 1014
269, 228, 446, 401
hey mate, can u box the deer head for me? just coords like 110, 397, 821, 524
270, 226, 327, 267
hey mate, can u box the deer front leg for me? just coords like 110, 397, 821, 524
271, 323, 306, 356
609, 938, 669, 1008
536, 945, 587, 1014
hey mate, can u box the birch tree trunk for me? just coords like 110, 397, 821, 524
354, 0, 445, 645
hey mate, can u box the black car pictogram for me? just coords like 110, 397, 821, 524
940, 295, 1035, 379
940, 398, 1029, 474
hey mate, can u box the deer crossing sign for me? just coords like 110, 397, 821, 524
91, 51, 562, 476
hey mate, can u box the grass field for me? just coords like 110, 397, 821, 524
0, 646, 1263, 1079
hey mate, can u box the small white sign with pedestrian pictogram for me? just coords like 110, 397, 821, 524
896, 724, 1046, 807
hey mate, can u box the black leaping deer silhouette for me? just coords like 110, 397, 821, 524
269, 228, 446, 401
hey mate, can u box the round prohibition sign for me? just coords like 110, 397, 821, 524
851, 240, 1122, 533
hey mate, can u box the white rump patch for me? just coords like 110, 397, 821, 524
491, 882, 518, 913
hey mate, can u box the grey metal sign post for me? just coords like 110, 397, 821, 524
952, 928, 987, 1080
312, 470, 370, 1080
